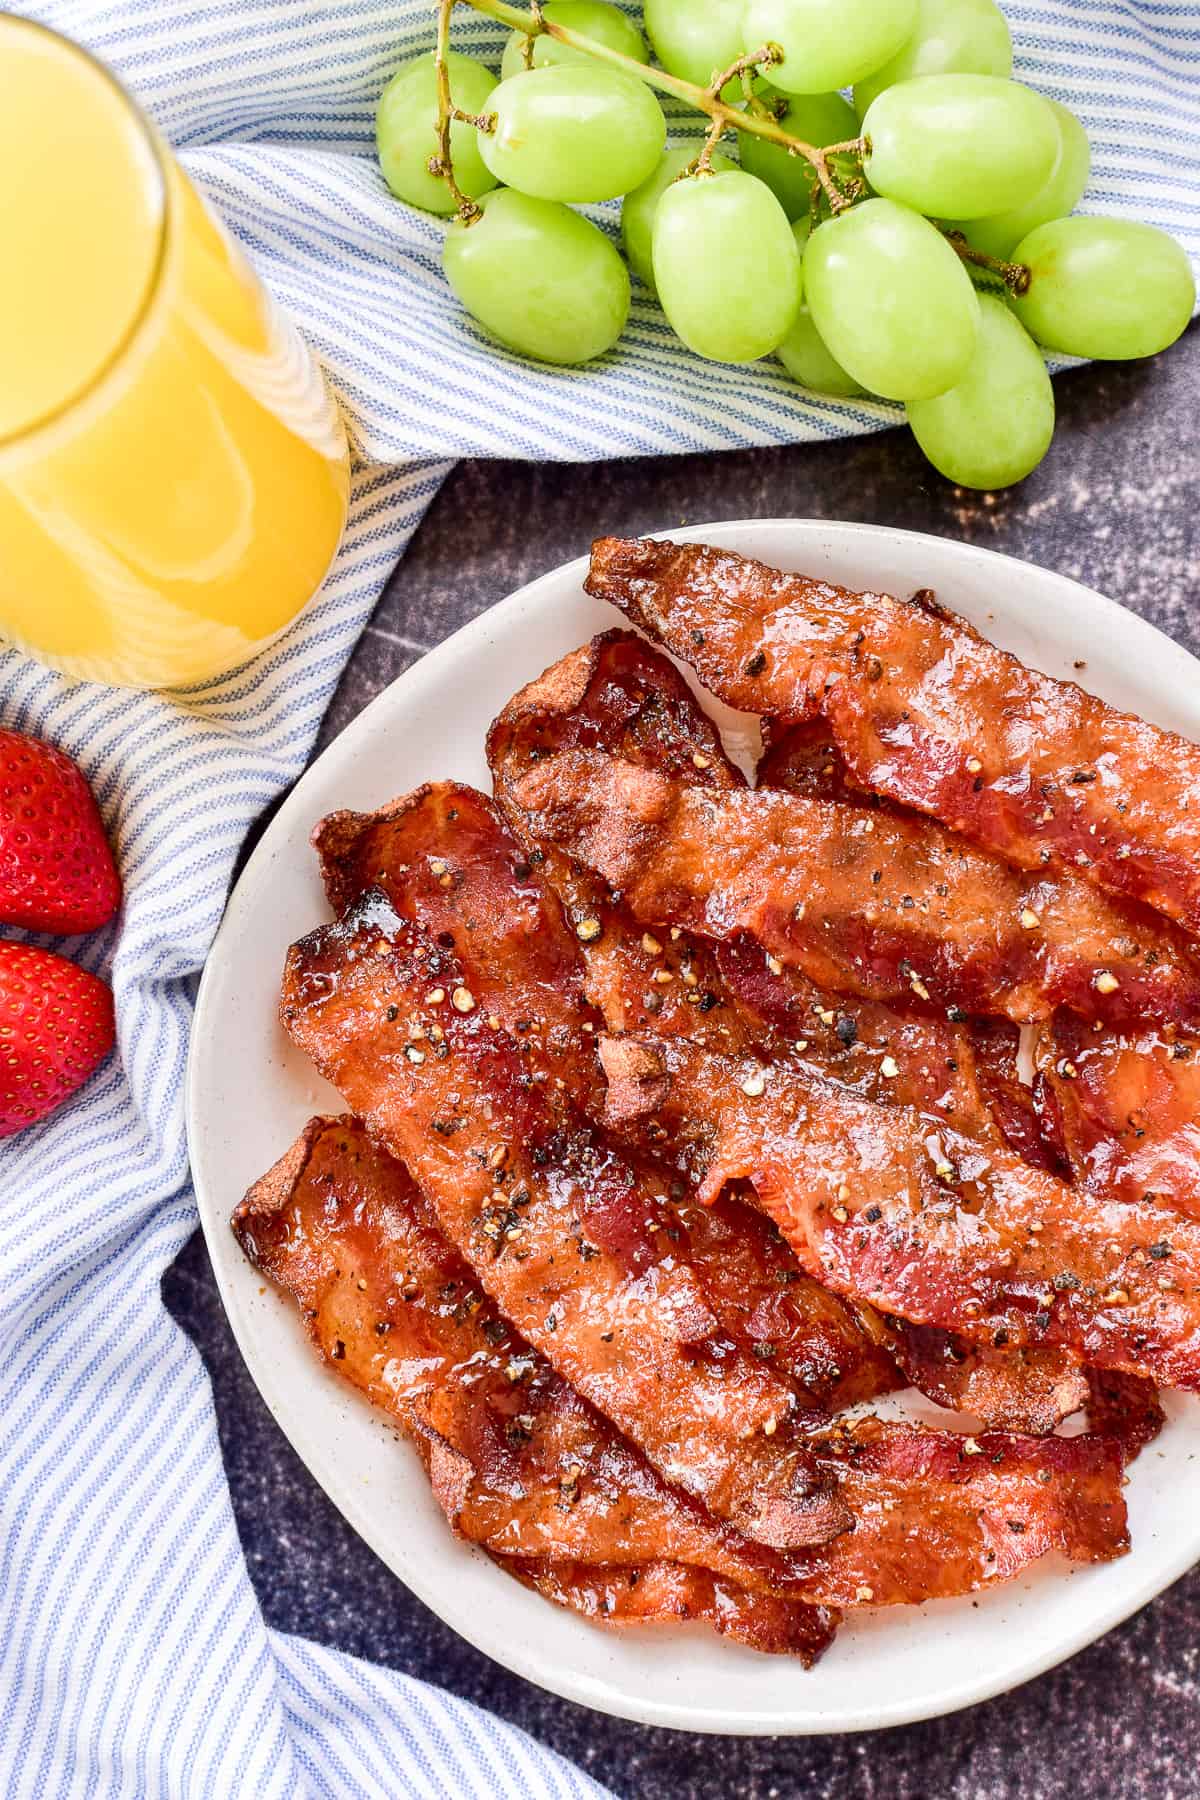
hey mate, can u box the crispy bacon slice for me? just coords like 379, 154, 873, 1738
791, 1415, 1128, 1599
866, 1318, 1086, 1434
600, 1032, 1200, 1391
1084, 1367, 1164, 1464
492, 636, 1059, 1135
759, 727, 1067, 1178
234, 1120, 837, 1596
490, 635, 1084, 1431
508, 1561, 839, 1657
315, 781, 898, 1415
513, 748, 1200, 1031
487, 633, 760, 1059
587, 535, 1200, 939
760, 720, 878, 807
1038, 1013, 1200, 1223
235, 1120, 839, 1657
282, 892, 853, 1549
237, 1116, 1130, 1621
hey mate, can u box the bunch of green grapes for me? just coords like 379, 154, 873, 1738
375, 0, 1195, 489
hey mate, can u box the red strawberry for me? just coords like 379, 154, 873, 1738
0, 728, 121, 934
0, 942, 115, 1139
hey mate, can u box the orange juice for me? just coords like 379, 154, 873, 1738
0, 18, 350, 688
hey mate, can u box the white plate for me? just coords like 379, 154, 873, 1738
188, 519, 1200, 1736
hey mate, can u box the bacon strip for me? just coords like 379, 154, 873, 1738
760, 719, 879, 807
491, 637, 1061, 1139
793, 1414, 1128, 1599
487, 633, 761, 1059
1038, 1013, 1200, 1223
490, 635, 1085, 1430
315, 780, 897, 1416
508, 1561, 839, 1656
759, 726, 1067, 1177
587, 535, 1200, 939
513, 748, 1200, 1031
282, 893, 852, 1549
600, 1032, 1200, 1391
236, 1116, 1130, 1621
235, 1121, 837, 1657
862, 1318, 1085, 1435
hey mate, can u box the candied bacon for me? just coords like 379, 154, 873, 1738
491, 636, 1084, 1431
600, 1031, 1200, 1392
315, 780, 898, 1415
315, 783, 600, 1101
236, 1116, 1130, 1622
759, 720, 879, 808
760, 727, 1067, 1178
791, 1415, 1128, 1600
487, 633, 758, 1057
508, 1561, 839, 1658
281, 892, 852, 1549
493, 636, 1004, 1111
586, 535, 1200, 939
875, 1318, 1087, 1433
1038, 1013, 1200, 1223
233, 1117, 838, 1599
513, 747, 1200, 1031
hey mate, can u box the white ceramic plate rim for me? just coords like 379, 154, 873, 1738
188, 519, 1200, 1735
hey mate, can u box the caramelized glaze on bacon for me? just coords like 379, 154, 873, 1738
600, 1032, 1200, 1391
282, 892, 853, 1549
236, 1116, 1131, 1621
513, 749, 1200, 1031
488, 633, 759, 1056
868, 1318, 1087, 1435
233, 1118, 842, 1632
586, 535, 1200, 938
1038, 1013, 1200, 1223
759, 726, 1067, 1177
490, 634, 1085, 1431
509, 1561, 840, 1655
315, 780, 898, 1415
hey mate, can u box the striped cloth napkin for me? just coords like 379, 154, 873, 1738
1, 2, 1196, 1794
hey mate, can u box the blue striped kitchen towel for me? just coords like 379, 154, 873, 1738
1, 2, 1197, 1796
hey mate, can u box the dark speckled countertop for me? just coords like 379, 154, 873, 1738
166, 335, 1200, 1800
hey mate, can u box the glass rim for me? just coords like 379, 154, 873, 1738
0, 13, 173, 451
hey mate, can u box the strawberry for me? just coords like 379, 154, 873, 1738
0, 942, 115, 1139
0, 728, 121, 934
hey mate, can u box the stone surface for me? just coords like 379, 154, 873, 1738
166, 335, 1200, 1800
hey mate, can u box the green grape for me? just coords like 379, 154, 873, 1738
742, 0, 917, 95
644, 0, 744, 87
853, 0, 1011, 117
653, 171, 801, 362
478, 65, 665, 203
906, 295, 1054, 488
621, 143, 735, 291
803, 197, 980, 399
955, 102, 1090, 260
740, 92, 860, 223
863, 76, 1059, 219
778, 306, 868, 397
443, 189, 629, 364
376, 51, 498, 216
776, 213, 868, 396
1011, 217, 1196, 360
500, 2, 647, 82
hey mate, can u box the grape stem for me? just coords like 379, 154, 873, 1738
691, 115, 728, 178
456, 0, 868, 212
431, 0, 484, 221
943, 229, 1032, 296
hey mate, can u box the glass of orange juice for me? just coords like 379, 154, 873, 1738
0, 17, 351, 689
